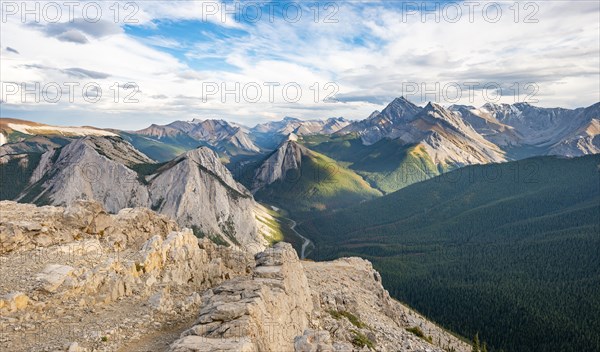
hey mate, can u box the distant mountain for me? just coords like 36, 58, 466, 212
338, 97, 422, 145
130, 119, 261, 162
327, 98, 599, 192
251, 135, 381, 216
309, 101, 506, 193
338, 97, 599, 159
250, 116, 351, 150
450, 102, 600, 157
2, 100, 598, 198
252, 116, 350, 135
2, 135, 271, 251
337, 98, 506, 166
299, 154, 600, 352
302, 134, 445, 194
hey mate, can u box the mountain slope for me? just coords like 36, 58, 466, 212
7, 136, 268, 251
302, 134, 444, 193
299, 154, 600, 352
17, 136, 153, 210
251, 136, 381, 216
307, 102, 507, 193
450, 102, 600, 157
144, 147, 264, 248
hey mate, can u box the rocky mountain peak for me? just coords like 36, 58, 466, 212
381, 96, 421, 121
78, 135, 155, 166
252, 139, 308, 191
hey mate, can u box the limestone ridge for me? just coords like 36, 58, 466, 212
147, 146, 265, 251
338, 97, 599, 158
1, 201, 470, 351
0, 200, 254, 351
15, 136, 268, 252
169, 242, 313, 352
169, 244, 472, 352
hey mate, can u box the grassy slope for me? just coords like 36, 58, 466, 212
299, 154, 600, 352
254, 205, 308, 253
302, 134, 445, 193
254, 147, 382, 218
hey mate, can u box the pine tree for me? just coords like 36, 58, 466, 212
472, 333, 480, 352
482, 342, 488, 352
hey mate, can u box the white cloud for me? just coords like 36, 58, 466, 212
1, 1, 598, 128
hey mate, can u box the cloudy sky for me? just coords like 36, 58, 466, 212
1, 0, 599, 129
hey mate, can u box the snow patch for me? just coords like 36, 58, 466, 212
6, 123, 117, 137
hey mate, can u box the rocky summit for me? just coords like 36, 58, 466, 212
0, 201, 469, 352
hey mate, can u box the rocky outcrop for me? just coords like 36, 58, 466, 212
0, 201, 253, 352
170, 242, 312, 352
302, 258, 471, 352
169, 246, 471, 352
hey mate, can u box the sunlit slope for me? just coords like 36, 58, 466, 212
253, 141, 381, 215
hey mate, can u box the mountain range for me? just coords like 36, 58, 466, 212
1, 97, 599, 352
2, 97, 598, 216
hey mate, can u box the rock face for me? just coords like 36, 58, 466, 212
17, 137, 152, 212
11, 136, 269, 252
412, 103, 507, 167
0, 201, 254, 352
251, 137, 309, 191
0, 201, 469, 352
147, 147, 267, 250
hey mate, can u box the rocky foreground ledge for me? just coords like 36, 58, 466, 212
0, 201, 469, 352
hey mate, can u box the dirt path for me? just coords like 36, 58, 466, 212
116, 316, 197, 352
